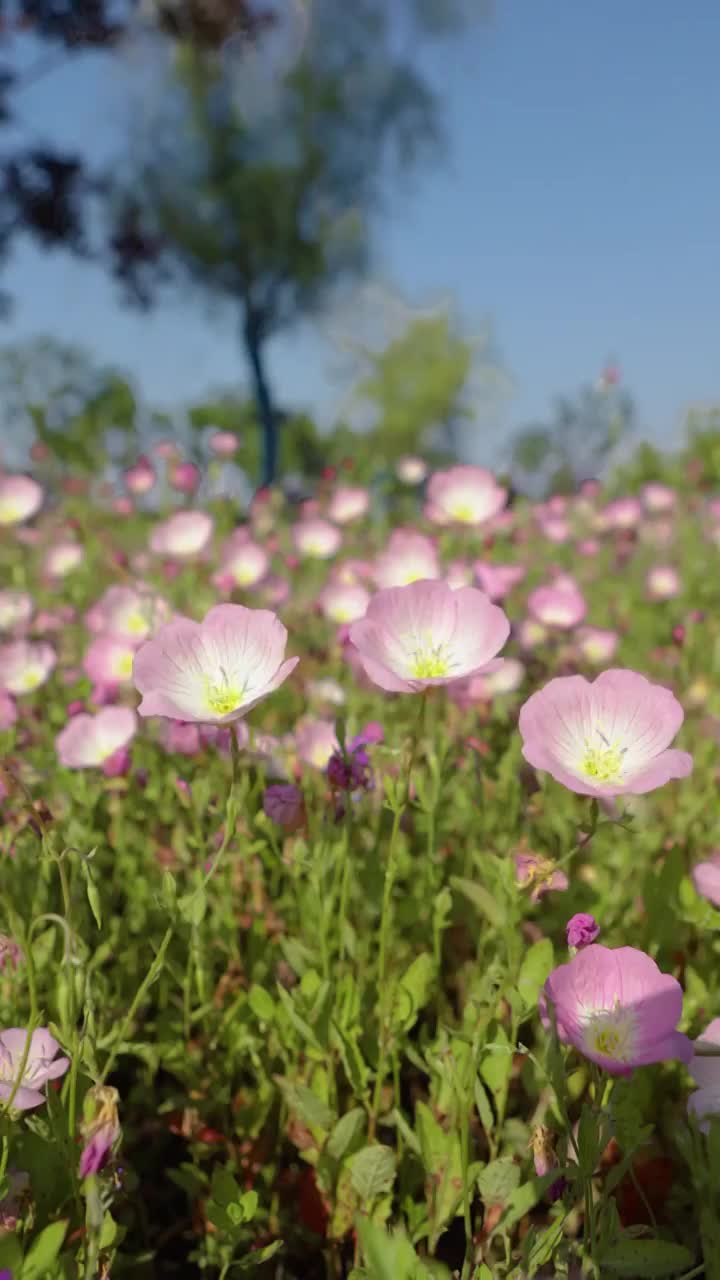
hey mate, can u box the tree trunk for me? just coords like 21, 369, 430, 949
242, 308, 278, 490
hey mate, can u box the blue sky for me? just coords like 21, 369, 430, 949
3, 1, 720, 462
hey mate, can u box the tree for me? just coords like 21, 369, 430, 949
510, 373, 635, 496
109, 0, 482, 487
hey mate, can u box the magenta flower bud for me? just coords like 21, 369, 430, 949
100, 746, 132, 778
67, 700, 85, 717
566, 912, 600, 948
170, 461, 201, 494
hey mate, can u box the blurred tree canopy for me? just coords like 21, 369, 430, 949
510, 376, 635, 496
109, 0, 486, 488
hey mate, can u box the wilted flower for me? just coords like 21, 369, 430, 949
133, 603, 298, 723
263, 783, 305, 831
79, 1084, 120, 1178
426, 465, 506, 527
519, 669, 693, 797
56, 707, 137, 771
541, 945, 692, 1075
531, 1126, 565, 1201
566, 913, 600, 948
0, 474, 43, 526
0, 1028, 70, 1110
348, 579, 509, 694
514, 852, 568, 902
0, 640, 56, 695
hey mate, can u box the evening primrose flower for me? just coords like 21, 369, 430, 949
426, 465, 506, 527
691, 854, 720, 908
0, 640, 56, 695
374, 530, 439, 589
348, 579, 510, 694
328, 485, 369, 524
292, 517, 342, 559
86, 585, 168, 644
84, 635, 137, 687
527, 582, 586, 630
541, 944, 692, 1075
218, 537, 269, 589
0, 590, 33, 632
318, 581, 370, 625
44, 541, 84, 579
474, 561, 526, 601
149, 510, 213, 559
56, 707, 138, 770
0, 1028, 70, 1110
133, 603, 298, 723
688, 1019, 720, 1130
519, 669, 692, 797
576, 626, 619, 665
0, 474, 43, 526
646, 566, 681, 601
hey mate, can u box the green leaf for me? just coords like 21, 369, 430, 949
22, 1220, 68, 1280
516, 938, 554, 1008
178, 888, 207, 926
474, 1077, 495, 1143
248, 985, 276, 1022
476, 1158, 520, 1205
598, 1239, 695, 1276
479, 1027, 513, 1100
276, 1078, 335, 1134
0, 1232, 22, 1272
231, 1239, 284, 1269
356, 1220, 432, 1280
211, 1166, 241, 1208
326, 1108, 366, 1163
349, 1145, 396, 1203
450, 876, 506, 928
82, 863, 102, 929
392, 953, 436, 1032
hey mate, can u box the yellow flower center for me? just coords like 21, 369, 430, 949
581, 739, 624, 782
584, 1008, 634, 1063
450, 501, 475, 523
205, 676, 242, 716
409, 642, 450, 680
126, 611, 147, 636
0, 500, 22, 525
19, 666, 44, 691
116, 653, 134, 678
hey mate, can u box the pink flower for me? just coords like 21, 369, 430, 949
0, 591, 33, 632
292, 517, 342, 559
426, 465, 506, 526
0, 1028, 70, 1110
318, 581, 370, 625
209, 430, 239, 457
691, 854, 720, 908
541, 945, 692, 1075
688, 1019, 720, 1130
576, 627, 619, 665
133, 603, 298, 723
374, 530, 439, 588
0, 474, 43, 526
218, 537, 269, 589
646, 566, 681, 601
44, 542, 83, 579
85, 586, 167, 643
149, 511, 213, 559
527, 583, 586, 630
124, 455, 156, 495
519, 669, 693, 797
566, 913, 600, 948
641, 483, 676, 514
295, 719, 338, 769
170, 461, 201, 494
348, 579, 510, 694
396, 456, 427, 485
0, 640, 56, 695
84, 635, 136, 686
56, 707, 137, 769
474, 561, 526, 601
328, 486, 369, 524
601, 497, 642, 531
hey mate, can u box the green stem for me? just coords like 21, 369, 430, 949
99, 926, 173, 1085
200, 723, 242, 893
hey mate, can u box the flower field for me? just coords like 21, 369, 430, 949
2, 446, 720, 1280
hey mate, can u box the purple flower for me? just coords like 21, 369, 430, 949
79, 1085, 120, 1178
263, 784, 305, 832
566, 913, 600, 949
